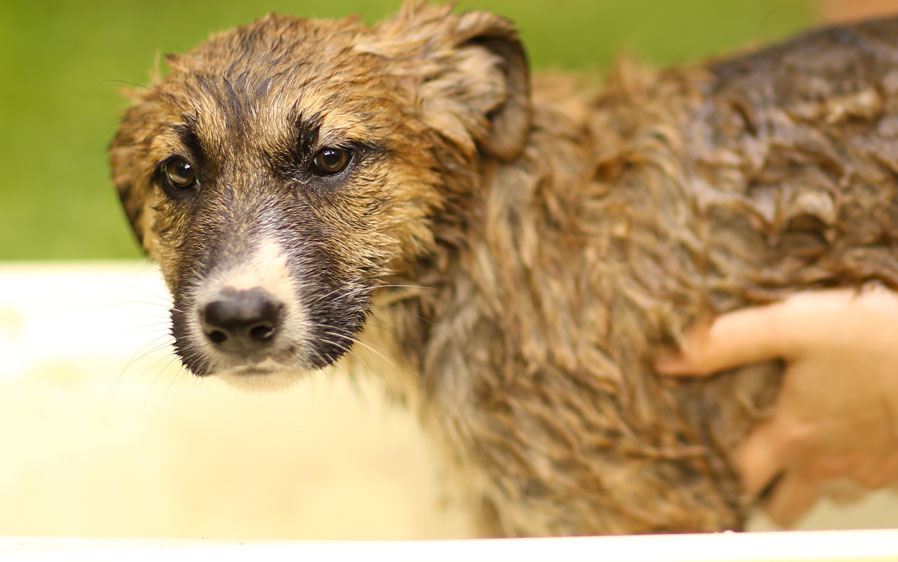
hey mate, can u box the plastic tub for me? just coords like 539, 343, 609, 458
1, 262, 896, 559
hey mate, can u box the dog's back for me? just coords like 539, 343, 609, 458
381, 16, 898, 536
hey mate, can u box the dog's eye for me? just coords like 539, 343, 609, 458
311, 147, 351, 176
161, 156, 198, 194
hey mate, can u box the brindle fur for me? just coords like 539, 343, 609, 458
109, 2, 898, 536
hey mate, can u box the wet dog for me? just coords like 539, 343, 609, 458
110, 3, 898, 535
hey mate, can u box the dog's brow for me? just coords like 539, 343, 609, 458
172, 120, 205, 164
293, 111, 323, 156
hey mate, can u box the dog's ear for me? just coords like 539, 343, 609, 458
370, 3, 531, 160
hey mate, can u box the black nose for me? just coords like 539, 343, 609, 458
201, 287, 282, 353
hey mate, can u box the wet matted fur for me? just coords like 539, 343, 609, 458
109, 2, 898, 535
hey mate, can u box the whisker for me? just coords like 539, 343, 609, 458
95, 299, 172, 313
103, 79, 182, 107
103, 78, 158, 91
317, 336, 353, 355
160, 355, 191, 400
111, 334, 174, 383
142, 349, 184, 404
375, 284, 433, 291
321, 328, 396, 370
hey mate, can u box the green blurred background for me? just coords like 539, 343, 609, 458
0, 0, 816, 261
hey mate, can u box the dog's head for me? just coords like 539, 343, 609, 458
109, 3, 530, 386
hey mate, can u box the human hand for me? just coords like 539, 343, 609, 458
656, 287, 898, 526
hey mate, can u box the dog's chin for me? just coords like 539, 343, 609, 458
214, 362, 310, 393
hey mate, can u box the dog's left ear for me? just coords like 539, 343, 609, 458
371, 4, 532, 160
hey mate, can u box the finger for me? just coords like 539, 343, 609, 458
738, 418, 806, 496
826, 480, 867, 506
856, 454, 898, 489
655, 305, 793, 376
764, 469, 821, 527
656, 289, 863, 376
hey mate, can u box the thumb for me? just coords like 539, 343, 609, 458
738, 417, 807, 497
764, 469, 821, 527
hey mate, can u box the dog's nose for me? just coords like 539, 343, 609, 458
201, 287, 282, 353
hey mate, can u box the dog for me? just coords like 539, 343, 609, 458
109, 2, 898, 535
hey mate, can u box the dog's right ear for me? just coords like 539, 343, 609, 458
365, 2, 532, 161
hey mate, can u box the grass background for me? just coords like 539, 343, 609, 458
0, 0, 816, 260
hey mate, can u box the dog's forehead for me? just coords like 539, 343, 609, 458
159, 14, 393, 151
186, 13, 372, 77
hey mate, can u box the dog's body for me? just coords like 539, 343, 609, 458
110, 3, 898, 536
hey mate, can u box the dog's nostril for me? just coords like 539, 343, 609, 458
249, 323, 277, 342
207, 330, 228, 345
201, 287, 282, 353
